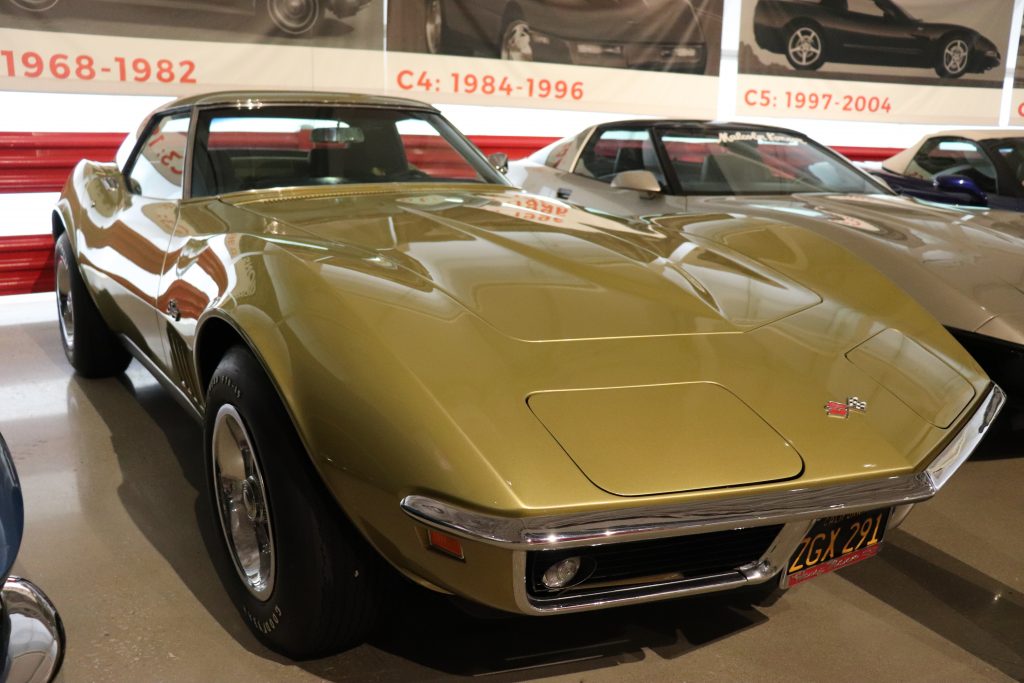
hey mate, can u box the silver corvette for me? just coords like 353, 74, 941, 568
508, 120, 1024, 395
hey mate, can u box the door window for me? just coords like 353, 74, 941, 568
908, 138, 997, 193
574, 128, 663, 186
127, 113, 190, 199
847, 0, 886, 17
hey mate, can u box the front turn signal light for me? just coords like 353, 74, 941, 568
427, 529, 465, 560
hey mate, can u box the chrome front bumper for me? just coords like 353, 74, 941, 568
1, 577, 64, 683
402, 383, 1004, 613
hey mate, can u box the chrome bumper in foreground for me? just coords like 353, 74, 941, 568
401, 384, 1004, 613
1, 577, 64, 683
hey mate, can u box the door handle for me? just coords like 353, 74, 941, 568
556, 188, 572, 199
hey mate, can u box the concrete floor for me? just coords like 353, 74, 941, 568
1, 292, 1022, 683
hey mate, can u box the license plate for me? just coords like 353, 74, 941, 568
786, 508, 890, 587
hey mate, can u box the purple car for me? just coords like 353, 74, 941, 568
875, 130, 1024, 212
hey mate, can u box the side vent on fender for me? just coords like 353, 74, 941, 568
167, 329, 203, 405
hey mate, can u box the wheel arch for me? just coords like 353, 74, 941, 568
51, 201, 75, 243
195, 313, 251, 399
194, 309, 320, 477
784, 17, 825, 39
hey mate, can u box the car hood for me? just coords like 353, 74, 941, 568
225, 186, 821, 342
216, 185, 987, 499
687, 192, 1024, 337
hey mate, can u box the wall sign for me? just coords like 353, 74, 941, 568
735, 0, 1015, 124
384, 0, 723, 117
0, 0, 724, 117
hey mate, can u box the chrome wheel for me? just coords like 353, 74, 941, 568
787, 26, 822, 67
501, 20, 533, 61
212, 404, 276, 601
943, 39, 969, 76
55, 252, 74, 354
9, 0, 60, 10
425, 0, 443, 54
267, 0, 318, 34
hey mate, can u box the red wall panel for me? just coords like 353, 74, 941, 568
0, 235, 54, 296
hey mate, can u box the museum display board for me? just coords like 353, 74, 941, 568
384, 0, 722, 116
0, 0, 388, 95
736, 0, 1016, 125
3, 0, 1024, 123
0, 0, 724, 117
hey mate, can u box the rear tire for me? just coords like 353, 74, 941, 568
266, 0, 320, 35
204, 346, 383, 658
424, 0, 447, 54
54, 232, 131, 378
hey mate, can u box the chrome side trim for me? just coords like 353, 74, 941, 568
118, 334, 203, 423
2, 577, 65, 683
401, 384, 1004, 551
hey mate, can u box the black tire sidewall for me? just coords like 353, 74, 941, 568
265, 0, 320, 35
204, 346, 376, 658
54, 233, 130, 377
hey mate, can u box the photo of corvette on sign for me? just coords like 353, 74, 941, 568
387, 0, 723, 75
740, 0, 1010, 86
384, 0, 724, 116
0, 0, 382, 45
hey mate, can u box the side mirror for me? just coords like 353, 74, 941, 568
611, 169, 661, 198
934, 174, 988, 206
488, 152, 509, 174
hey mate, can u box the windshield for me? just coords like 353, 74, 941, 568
190, 105, 506, 197
656, 128, 888, 196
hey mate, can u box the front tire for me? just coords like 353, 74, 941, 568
266, 0, 320, 35
785, 22, 826, 70
54, 233, 131, 378
205, 346, 382, 658
935, 35, 970, 78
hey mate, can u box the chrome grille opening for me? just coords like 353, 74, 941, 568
526, 525, 783, 608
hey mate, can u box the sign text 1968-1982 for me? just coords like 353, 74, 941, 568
1, 49, 197, 84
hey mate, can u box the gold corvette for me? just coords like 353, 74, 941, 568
53, 91, 1003, 658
